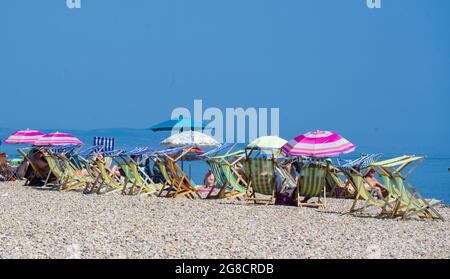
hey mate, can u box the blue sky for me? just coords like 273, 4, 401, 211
1, 0, 449, 153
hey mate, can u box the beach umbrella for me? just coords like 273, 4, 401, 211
247, 136, 288, 157
149, 116, 207, 132
282, 130, 356, 157
4, 129, 46, 145
161, 131, 219, 180
160, 131, 220, 148
180, 147, 206, 179
248, 136, 287, 150
33, 132, 83, 146
181, 147, 206, 161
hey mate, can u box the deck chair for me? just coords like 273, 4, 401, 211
244, 155, 276, 205
115, 155, 162, 195
274, 164, 297, 193
42, 154, 68, 189
17, 148, 47, 186
206, 152, 248, 199
333, 154, 383, 199
340, 165, 398, 217
371, 156, 443, 221
92, 158, 126, 195
78, 157, 103, 194
326, 167, 355, 199
294, 159, 328, 208
0, 153, 16, 181
347, 172, 397, 217
57, 154, 93, 192
158, 157, 204, 199
156, 159, 174, 196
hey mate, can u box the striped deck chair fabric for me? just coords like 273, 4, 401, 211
339, 154, 382, 175
94, 159, 124, 194
294, 159, 328, 208
350, 174, 396, 211
221, 164, 246, 193
93, 137, 115, 152
245, 157, 275, 196
42, 154, 67, 188
339, 158, 398, 217
208, 160, 226, 187
371, 156, 443, 220
207, 159, 247, 199
299, 166, 326, 197
205, 160, 227, 198
127, 160, 161, 194
347, 173, 398, 217
58, 155, 91, 191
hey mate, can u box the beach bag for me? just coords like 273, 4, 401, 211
275, 192, 295, 206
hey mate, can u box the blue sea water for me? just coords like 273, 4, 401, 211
1, 128, 449, 204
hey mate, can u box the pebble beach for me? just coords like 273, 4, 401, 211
0, 181, 449, 259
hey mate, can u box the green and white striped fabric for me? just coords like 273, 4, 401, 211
208, 160, 226, 187
221, 164, 246, 193
245, 158, 274, 195
299, 166, 326, 197
208, 160, 246, 193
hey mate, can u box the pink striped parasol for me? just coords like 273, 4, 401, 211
281, 130, 356, 157
33, 132, 83, 146
4, 129, 46, 144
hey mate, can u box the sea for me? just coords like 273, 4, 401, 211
1, 128, 449, 204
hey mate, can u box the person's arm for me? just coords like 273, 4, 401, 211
373, 179, 388, 190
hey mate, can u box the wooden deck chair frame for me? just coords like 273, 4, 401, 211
56, 154, 92, 192
92, 158, 125, 195
344, 167, 398, 218
42, 154, 68, 189
163, 156, 203, 199
17, 148, 48, 186
156, 158, 175, 197
371, 156, 444, 221
294, 158, 328, 208
43, 154, 88, 191
155, 146, 204, 199
326, 167, 355, 199
79, 158, 103, 194
206, 151, 248, 200
115, 155, 161, 196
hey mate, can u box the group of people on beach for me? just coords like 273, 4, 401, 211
2, 147, 390, 204
202, 159, 390, 203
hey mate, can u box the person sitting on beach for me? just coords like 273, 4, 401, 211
364, 169, 389, 198
203, 170, 215, 188
149, 158, 166, 184
31, 148, 50, 176
94, 154, 121, 177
